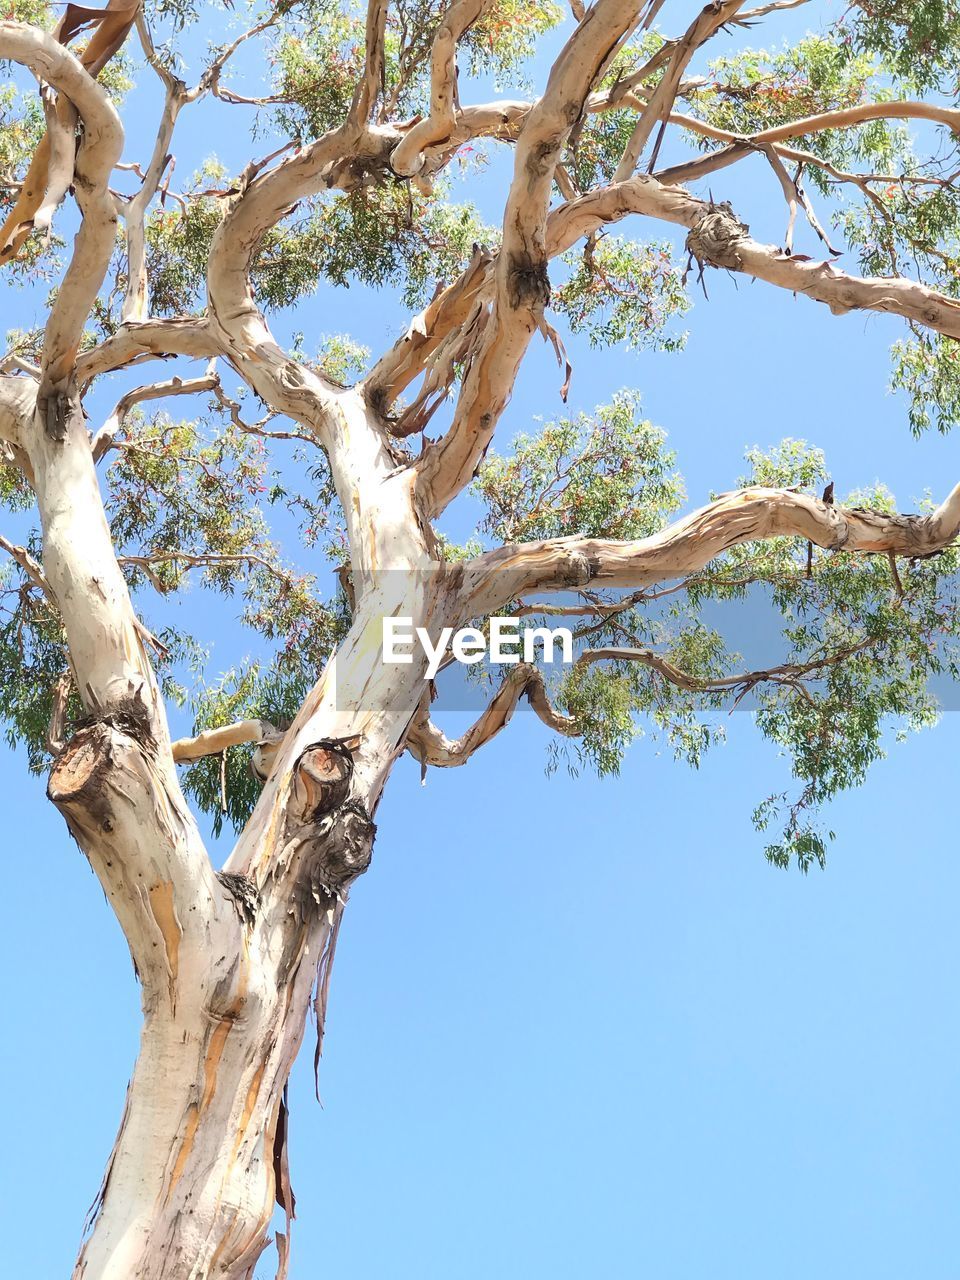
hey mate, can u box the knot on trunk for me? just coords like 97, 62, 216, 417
47, 695, 156, 828
216, 871, 262, 926
295, 802, 376, 913
75, 692, 156, 750
291, 741, 354, 820
47, 720, 118, 831
47, 687, 160, 852
685, 203, 750, 271
37, 379, 84, 442
507, 252, 550, 311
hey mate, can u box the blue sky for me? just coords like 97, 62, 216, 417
3, 4, 960, 1276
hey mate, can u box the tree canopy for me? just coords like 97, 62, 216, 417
2, 0, 960, 872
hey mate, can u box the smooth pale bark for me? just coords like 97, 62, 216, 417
389, 0, 493, 178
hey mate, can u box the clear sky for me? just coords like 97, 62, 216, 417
3, 5, 960, 1277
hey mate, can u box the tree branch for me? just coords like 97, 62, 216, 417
91, 369, 219, 460
77, 317, 220, 388
390, 0, 493, 182
613, 0, 747, 183
414, 0, 645, 516
121, 37, 186, 321
0, 371, 224, 1002
545, 175, 960, 339
0, 531, 53, 601
0, 22, 124, 404
406, 662, 577, 767
464, 483, 960, 614
171, 718, 282, 763
352, 0, 389, 124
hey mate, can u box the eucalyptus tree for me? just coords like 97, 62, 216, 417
2, 0, 960, 1275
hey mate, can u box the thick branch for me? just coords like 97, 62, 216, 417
1, 385, 221, 1003
545, 175, 960, 339
464, 483, 960, 613
0, 22, 124, 399
77, 317, 220, 388
171, 718, 281, 762
414, 0, 644, 516
390, 0, 492, 180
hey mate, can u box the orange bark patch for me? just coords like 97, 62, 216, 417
239, 1061, 266, 1140
147, 881, 181, 983
166, 1103, 199, 1200
201, 1019, 233, 1112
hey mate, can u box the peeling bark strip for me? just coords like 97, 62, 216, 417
216, 872, 262, 926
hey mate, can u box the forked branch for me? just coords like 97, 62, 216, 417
415, 0, 646, 516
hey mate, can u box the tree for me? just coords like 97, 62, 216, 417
2, 0, 960, 1274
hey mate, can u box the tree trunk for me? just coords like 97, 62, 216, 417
61, 574, 449, 1278
69, 907, 343, 1279
65, 780, 375, 1280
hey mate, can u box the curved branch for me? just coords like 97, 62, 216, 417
91, 369, 219, 460
464, 483, 960, 614
653, 100, 960, 187
545, 175, 960, 339
404, 628, 870, 770
207, 127, 361, 352
672, 100, 960, 152
0, 3, 136, 265
0, 22, 124, 399
77, 317, 220, 388
390, 0, 492, 180
414, 0, 645, 517
406, 662, 577, 767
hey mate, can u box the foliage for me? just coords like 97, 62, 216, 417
839, 1, 960, 93
891, 333, 960, 436
473, 391, 684, 544
483, 427, 960, 870
144, 162, 230, 315
553, 236, 688, 353
1, 0, 959, 871
270, 0, 562, 140
693, 37, 876, 147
